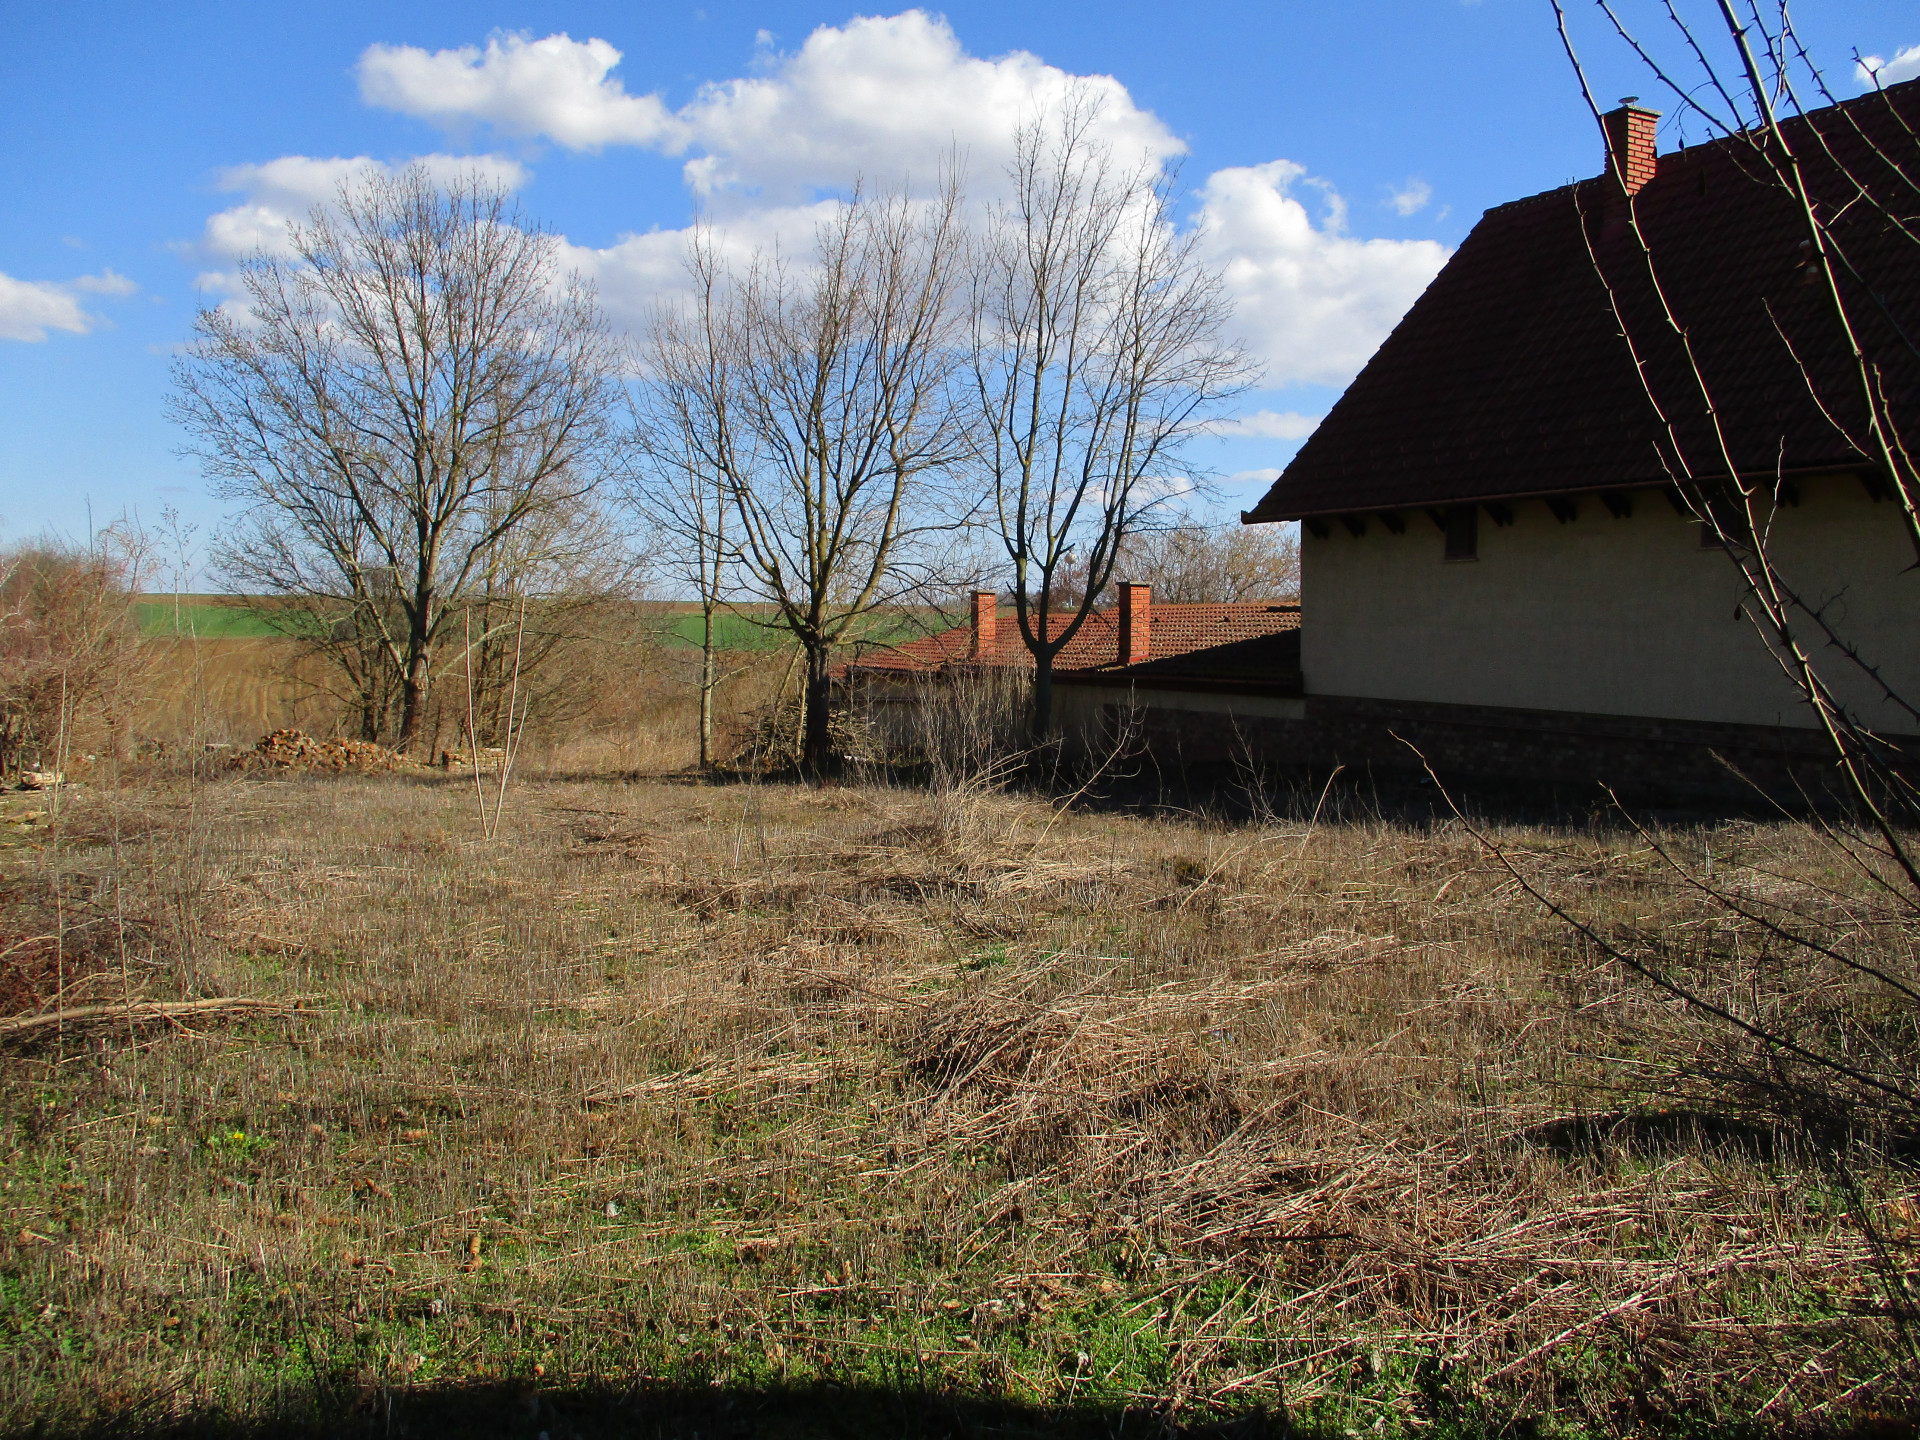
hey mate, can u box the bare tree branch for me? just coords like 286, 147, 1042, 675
172, 165, 625, 750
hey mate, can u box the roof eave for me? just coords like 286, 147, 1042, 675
1242, 461, 1878, 524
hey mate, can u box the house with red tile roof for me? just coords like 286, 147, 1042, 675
839, 586, 1302, 750
1232, 81, 1920, 800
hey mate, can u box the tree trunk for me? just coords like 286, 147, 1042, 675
698, 600, 716, 770
398, 636, 430, 751
397, 578, 436, 751
1031, 652, 1055, 743
801, 642, 834, 775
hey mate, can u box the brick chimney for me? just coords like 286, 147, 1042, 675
1601, 98, 1660, 195
969, 591, 997, 659
1117, 583, 1151, 666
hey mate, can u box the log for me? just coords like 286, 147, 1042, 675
0, 995, 311, 1041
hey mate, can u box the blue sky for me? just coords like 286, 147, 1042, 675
2, 1, 1915, 556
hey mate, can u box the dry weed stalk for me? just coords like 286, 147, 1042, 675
463, 599, 531, 840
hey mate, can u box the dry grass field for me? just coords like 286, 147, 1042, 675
0, 765, 1914, 1438
131, 631, 794, 775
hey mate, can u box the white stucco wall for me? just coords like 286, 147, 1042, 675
1299, 474, 1920, 733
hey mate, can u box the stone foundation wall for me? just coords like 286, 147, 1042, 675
1306, 694, 1862, 805
1070, 690, 1903, 806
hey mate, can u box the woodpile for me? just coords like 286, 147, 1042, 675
435, 746, 506, 772
235, 728, 412, 774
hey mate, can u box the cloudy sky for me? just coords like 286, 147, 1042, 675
2, 1, 1915, 543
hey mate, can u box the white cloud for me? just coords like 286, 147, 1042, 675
198, 152, 529, 263
1857, 44, 1920, 88
71, 268, 138, 297
202, 14, 1444, 395
1226, 467, 1283, 487
1137, 472, 1204, 506
557, 201, 847, 333
1386, 178, 1432, 216
0, 268, 137, 342
358, 33, 685, 151
1211, 409, 1324, 440
1194, 160, 1449, 387
540, 18, 1442, 383
542, 7, 1182, 329
359, 13, 1181, 205
673, 11, 1180, 201
0, 273, 92, 342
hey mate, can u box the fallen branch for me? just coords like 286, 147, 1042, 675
0, 995, 313, 1041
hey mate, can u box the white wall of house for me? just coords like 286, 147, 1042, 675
1298, 473, 1920, 733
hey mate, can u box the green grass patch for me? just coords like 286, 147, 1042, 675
656, 607, 959, 653
132, 600, 302, 638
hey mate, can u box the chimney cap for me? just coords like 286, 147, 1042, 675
1620, 95, 1638, 105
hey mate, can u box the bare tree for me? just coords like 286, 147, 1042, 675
215, 504, 405, 741
1046, 520, 1299, 606
172, 165, 625, 751
630, 234, 747, 770
442, 492, 642, 753
1134, 521, 1298, 602
968, 98, 1252, 740
649, 182, 969, 774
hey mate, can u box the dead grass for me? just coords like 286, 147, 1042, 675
132, 626, 794, 777
0, 769, 1912, 1437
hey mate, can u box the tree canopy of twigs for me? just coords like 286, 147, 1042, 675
171, 165, 627, 751
636, 182, 971, 774
1044, 520, 1299, 606
968, 97, 1253, 741
449, 496, 641, 752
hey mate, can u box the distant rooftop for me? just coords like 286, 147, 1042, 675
841, 598, 1300, 679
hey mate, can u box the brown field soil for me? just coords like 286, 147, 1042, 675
0, 771, 1912, 1438
136, 636, 343, 747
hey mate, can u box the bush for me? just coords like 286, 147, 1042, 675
0, 532, 150, 777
